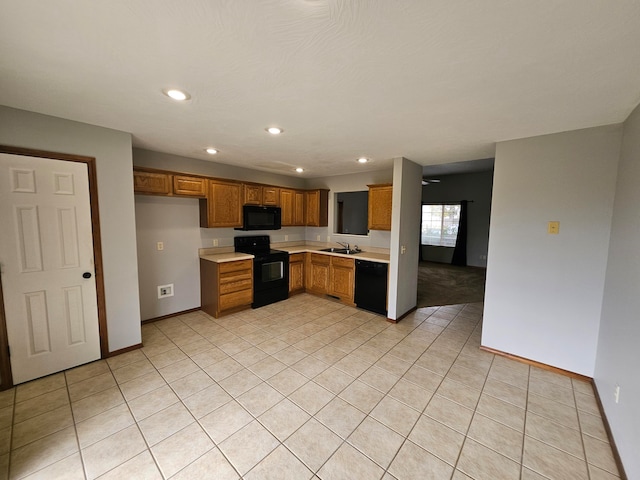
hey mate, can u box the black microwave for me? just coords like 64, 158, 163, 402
237, 205, 282, 231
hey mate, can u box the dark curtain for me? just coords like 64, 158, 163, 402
419, 204, 424, 261
451, 200, 468, 266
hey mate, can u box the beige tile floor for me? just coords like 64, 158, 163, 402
0, 294, 622, 479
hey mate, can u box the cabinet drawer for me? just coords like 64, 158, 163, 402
219, 260, 253, 274
219, 278, 253, 295
331, 257, 354, 268
309, 253, 330, 264
289, 253, 304, 263
219, 289, 252, 310
220, 270, 252, 284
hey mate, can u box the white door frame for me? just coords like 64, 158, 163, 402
0, 145, 109, 389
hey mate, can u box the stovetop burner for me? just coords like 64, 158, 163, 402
234, 235, 284, 256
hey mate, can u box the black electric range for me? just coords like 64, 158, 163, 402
234, 235, 289, 308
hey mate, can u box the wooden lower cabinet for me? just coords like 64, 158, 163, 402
302, 252, 355, 304
289, 253, 305, 295
200, 259, 253, 318
329, 256, 355, 304
305, 253, 330, 295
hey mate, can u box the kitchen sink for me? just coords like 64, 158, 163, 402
318, 248, 360, 254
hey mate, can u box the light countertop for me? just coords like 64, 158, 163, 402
200, 243, 390, 264
200, 252, 253, 263
277, 245, 390, 263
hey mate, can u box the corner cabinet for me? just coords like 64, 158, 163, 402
280, 189, 306, 226
200, 259, 253, 318
368, 184, 393, 231
305, 189, 329, 227
199, 180, 242, 228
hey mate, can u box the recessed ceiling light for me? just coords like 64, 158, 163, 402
163, 88, 191, 101
295, 167, 304, 173
205, 148, 218, 155
266, 127, 283, 135
357, 157, 369, 163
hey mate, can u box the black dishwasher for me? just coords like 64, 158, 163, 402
354, 260, 388, 315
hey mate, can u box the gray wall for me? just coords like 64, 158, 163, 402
594, 103, 640, 479
0, 106, 141, 352
483, 124, 622, 376
388, 157, 422, 320
421, 170, 493, 268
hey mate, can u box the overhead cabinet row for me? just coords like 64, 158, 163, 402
133, 167, 328, 228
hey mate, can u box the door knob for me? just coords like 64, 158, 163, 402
82, 272, 92, 279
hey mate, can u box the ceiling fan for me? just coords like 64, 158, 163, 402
421, 178, 441, 186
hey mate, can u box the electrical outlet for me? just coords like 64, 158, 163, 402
284, 235, 289, 241
316, 235, 321, 241
158, 284, 174, 298
213, 239, 218, 247
326, 236, 331, 242
157, 241, 164, 251
614, 385, 620, 404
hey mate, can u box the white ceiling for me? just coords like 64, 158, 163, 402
1, 1, 640, 178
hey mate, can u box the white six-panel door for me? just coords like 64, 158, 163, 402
0, 153, 100, 384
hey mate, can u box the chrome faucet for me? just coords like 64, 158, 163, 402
337, 241, 350, 251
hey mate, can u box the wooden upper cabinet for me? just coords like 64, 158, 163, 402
280, 189, 304, 225
243, 184, 262, 205
368, 184, 393, 231
133, 170, 171, 195
243, 184, 280, 206
305, 189, 329, 227
293, 190, 305, 226
133, 167, 327, 229
134, 169, 205, 197
263, 186, 280, 206
280, 189, 294, 225
200, 179, 242, 228
173, 175, 206, 197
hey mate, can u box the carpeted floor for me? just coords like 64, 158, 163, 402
416, 261, 486, 307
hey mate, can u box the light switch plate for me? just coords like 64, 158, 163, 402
548, 221, 560, 234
